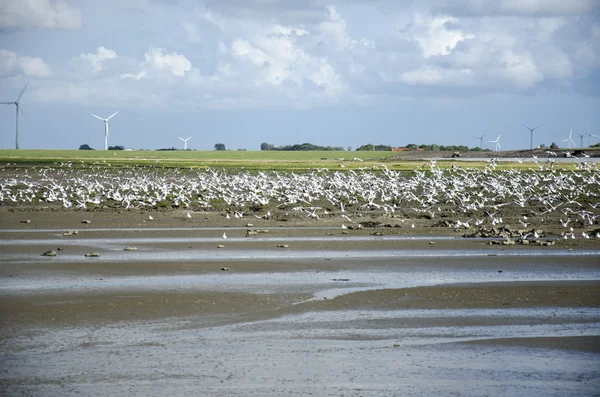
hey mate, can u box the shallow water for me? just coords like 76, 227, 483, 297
1, 308, 599, 397
1, 230, 599, 396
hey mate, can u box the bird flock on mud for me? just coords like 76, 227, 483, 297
1, 159, 599, 238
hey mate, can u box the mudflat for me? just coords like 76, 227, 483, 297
1, 186, 600, 395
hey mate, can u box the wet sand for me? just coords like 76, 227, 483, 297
1, 208, 600, 396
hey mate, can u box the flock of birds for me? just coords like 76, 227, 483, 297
1, 160, 599, 239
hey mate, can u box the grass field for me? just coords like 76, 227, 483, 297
0, 149, 578, 171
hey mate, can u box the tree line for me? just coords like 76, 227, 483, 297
261, 142, 344, 151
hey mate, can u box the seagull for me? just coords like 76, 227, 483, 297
222, 232, 227, 240
148, 215, 154, 221
187, 212, 191, 219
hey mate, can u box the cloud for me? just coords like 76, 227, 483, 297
0, 49, 52, 77
144, 48, 192, 76
74, 46, 118, 73
18, 56, 53, 78
0, 0, 82, 30
430, 0, 600, 17
406, 13, 475, 57
7, 1, 600, 111
231, 28, 345, 97
121, 47, 193, 81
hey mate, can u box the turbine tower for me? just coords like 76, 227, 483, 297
489, 134, 501, 152
178, 136, 191, 150
472, 131, 487, 149
522, 124, 543, 150
1, 83, 29, 150
574, 131, 585, 148
562, 129, 575, 149
91, 111, 119, 150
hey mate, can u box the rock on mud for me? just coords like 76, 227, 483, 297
85, 252, 100, 257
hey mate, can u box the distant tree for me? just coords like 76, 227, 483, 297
108, 145, 124, 150
356, 144, 374, 151
260, 142, 275, 151
405, 144, 418, 151
79, 144, 94, 150
214, 143, 226, 151
347, 146, 352, 151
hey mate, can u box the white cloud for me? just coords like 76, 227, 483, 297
318, 6, 350, 51
18, 56, 53, 78
231, 27, 345, 97
0, 49, 52, 77
120, 47, 193, 81
0, 50, 18, 76
75, 46, 118, 73
431, 0, 600, 16
0, 0, 82, 30
405, 13, 475, 57
144, 48, 192, 76
7, 2, 599, 111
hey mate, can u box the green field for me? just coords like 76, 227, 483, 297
0, 149, 576, 171
0, 149, 396, 170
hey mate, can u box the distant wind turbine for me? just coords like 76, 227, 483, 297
490, 134, 501, 152
178, 136, 191, 150
472, 131, 487, 149
574, 131, 586, 148
522, 123, 543, 150
562, 129, 576, 149
588, 125, 599, 147
91, 111, 119, 150
1, 83, 29, 150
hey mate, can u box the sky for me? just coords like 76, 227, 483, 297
0, 0, 599, 151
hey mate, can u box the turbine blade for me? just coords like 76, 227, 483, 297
0, 101, 14, 104
533, 124, 543, 130
91, 114, 104, 120
522, 124, 530, 130
107, 111, 119, 120
481, 131, 487, 138
18, 105, 28, 120
186, 136, 191, 140
178, 137, 184, 141
497, 142, 501, 149
16, 82, 29, 102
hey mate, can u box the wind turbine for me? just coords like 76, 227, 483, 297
588, 125, 599, 147
522, 124, 543, 150
178, 136, 191, 150
1, 83, 29, 150
91, 111, 119, 150
472, 131, 487, 149
562, 129, 576, 149
574, 131, 586, 148
490, 134, 501, 152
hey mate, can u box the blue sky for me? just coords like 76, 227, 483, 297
1, 0, 599, 151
